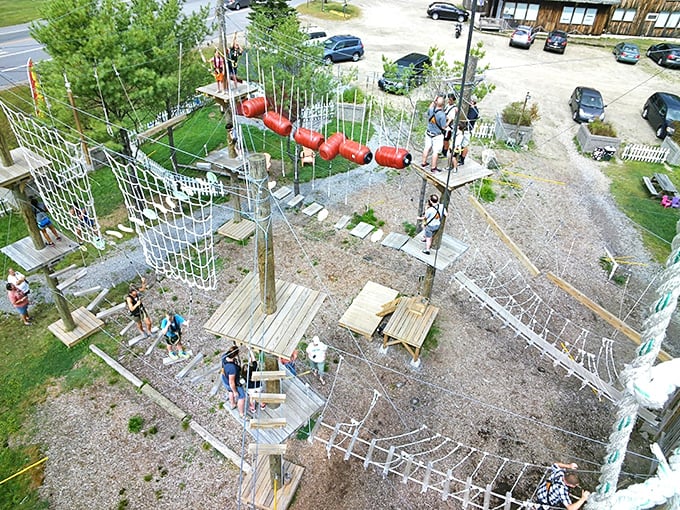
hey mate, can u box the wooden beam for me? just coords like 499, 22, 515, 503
248, 443, 287, 456
251, 370, 286, 381
377, 297, 401, 317
249, 418, 287, 429
247, 392, 287, 404
545, 272, 671, 362
468, 196, 540, 277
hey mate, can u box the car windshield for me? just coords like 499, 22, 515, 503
323, 39, 337, 49
582, 93, 603, 108
668, 108, 680, 122
623, 45, 638, 53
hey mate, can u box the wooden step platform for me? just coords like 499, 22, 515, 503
217, 218, 256, 241
400, 234, 469, 270
349, 222, 374, 239
414, 158, 492, 191
241, 456, 304, 510
334, 215, 351, 229
381, 232, 409, 250
301, 202, 323, 216
272, 186, 293, 200
286, 194, 304, 208
339, 281, 400, 339
48, 306, 105, 348
1, 235, 81, 273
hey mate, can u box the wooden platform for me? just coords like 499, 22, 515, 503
382, 297, 439, 363
203, 272, 327, 359
339, 281, 400, 339
241, 456, 304, 510
217, 218, 256, 241
48, 306, 105, 348
204, 147, 246, 174
400, 234, 469, 270
414, 159, 492, 191
1, 235, 81, 272
349, 221, 374, 239
272, 186, 293, 200
381, 232, 410, 250
0, 147, 48, 188
302, 203, 323, 216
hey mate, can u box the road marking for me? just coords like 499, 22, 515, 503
0, 46, 45, 60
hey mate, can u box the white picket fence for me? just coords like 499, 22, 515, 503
471, 121, 494, 139
621, 144, 669, 163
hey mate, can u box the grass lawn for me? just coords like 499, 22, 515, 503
604, 159, 677, 262
296, 0, 361, 21
0, 0, 46, 27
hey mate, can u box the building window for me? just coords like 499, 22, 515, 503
668, 12, 680, 28
655, 11, 670, 27
655, 11, 680, 28
504, 2, 540, 20
560, 6, 598, 25
612, 8, 637, 22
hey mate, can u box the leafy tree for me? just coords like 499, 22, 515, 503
31, 0, 210, 155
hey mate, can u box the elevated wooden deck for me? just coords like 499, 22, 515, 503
204, 148, 246, 174
48, 306, 104, 348
241, 456, 304, 510
381, 232, 469, 270
383, 297, 439, 364
196, 81, 259, 103
0, 148, 48, 189
203, 272, 327, 358
1, 235, 81, 272
338, 281, 399, 339
414, 159, 492, 191
217, 218, 256, 241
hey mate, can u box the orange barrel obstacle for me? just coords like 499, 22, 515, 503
294, 127, 325, 150
241, 97, 267, 118
339, 139, 373, 165
375, 146, 412, 169
263, 111, 293, 137
318, 132, 346, 161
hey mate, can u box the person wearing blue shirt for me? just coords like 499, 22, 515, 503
159, 311, 188, 360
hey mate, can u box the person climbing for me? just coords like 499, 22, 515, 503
159, 311, 188, 360
418, 194, 446, 255
69, 203, 98, 243
6, 282, 31, 325
31, 197, 61, 246
7, 268, 30, 296
126, 277, 153, 337
211, 48, 226, 92
421, 95, 447, 173
535, 462, 590, 510
221, 345, 246, 418
306, 335, 328, 385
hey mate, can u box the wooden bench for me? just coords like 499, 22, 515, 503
643, 176, 660, 197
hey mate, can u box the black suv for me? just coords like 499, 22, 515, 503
322, 35, 364, 64
642, 92, 680, 139
647, 43, 680, 68
427, 2, 469, 22
544, 30, 567, 54
378, 53, 431, 94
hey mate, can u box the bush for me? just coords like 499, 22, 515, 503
587, 120, 617, 137
342, 86, 365, 104
671, 121, 680, 144
501, 101, 539, 126
128, 415, 144, 433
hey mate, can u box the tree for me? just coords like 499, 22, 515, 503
31, 0, 210, 155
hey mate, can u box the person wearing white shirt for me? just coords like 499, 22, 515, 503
306, 336, 328, 385
7, 268, 29, 295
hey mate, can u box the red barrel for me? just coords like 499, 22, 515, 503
241, 97, 267, 118
339, 139, 373, 165
375, 146, 412, 169
319, 132, 346, 161
294, 127, 325, 150
263, 111, 293, 137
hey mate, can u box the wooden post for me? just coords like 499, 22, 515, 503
0, 114, 13, 167
264, 355, 281, 409
270, 454, 282, 492
167, 125, 178, 172
43, 267, 76, 332
64, 74, 92, 167
248, 153, 276, 314
12, 183, 44, 250
230, 172, 242, 223
293, 146, 300, 197
416, 178, 427, 234
421, 188, 449, 299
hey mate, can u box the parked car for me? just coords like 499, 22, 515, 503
224, 0, 249, 10
613, 42, 640, 64
378, 53, 431, 94
426, 2, 469, 22
642, 92, 680, 139
304, 30, 327, 46
322, 35, 364, 65
509, 26, 537, 49
647, 43, 680, 68
543, 30, 567, 54
569, 87, 605, 123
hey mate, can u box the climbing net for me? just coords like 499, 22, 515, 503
105, 151, 224, 290
0, 102, 103, 249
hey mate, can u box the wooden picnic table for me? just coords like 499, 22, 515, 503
652, 173, 678, 196
382, 297, 439, 364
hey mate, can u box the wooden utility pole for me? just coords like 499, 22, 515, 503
0, 117, 12, 167
248, 153, 276, 314
230, 173, 242, 222
43, 268, 76, 331
64, 74, 92, 167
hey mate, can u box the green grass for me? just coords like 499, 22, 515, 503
0, 0, 46, 27
0, 85, 34, 148
604, 159, 676, 262
296, 0, 361, 21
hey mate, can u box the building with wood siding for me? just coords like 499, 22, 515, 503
473, 0, 680, 37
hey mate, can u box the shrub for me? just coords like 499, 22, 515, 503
478, 178, 496, 202
128, 415, 144, 433
671, 121, 680, 144
587, 120, 617, 137
501, 101, 539, 126
342, 86, 365, 104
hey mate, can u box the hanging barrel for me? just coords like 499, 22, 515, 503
263, 111, 293, 137
375, 146, 412, 169
318, 132, 346, 161
339, 139, 373, 165
241, 97, 267, 118
294, 127, 325, 150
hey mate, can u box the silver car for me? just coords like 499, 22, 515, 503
509, 26, 537, 49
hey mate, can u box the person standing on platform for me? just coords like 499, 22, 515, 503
227, 34, 243, 87
6, 282, 31, 325
418, 194, 446, 255
7, 268, 30, 296
421, 96, 447, 173
306, 336, 328, 385
221, 345, 246, 418
159, 311, 188, 360
211, 48, 226, 92
442, 93, 458, 157
126, 277, 152, 337
280, 349, 298, 376
466, 98, 480, 132
535, 462, 590, 510
31, 198, 61, 246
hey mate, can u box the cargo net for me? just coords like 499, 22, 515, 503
105, 151, 217, 290
0, 102, 103, 249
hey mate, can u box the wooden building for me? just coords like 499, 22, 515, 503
475, 0, 680, 37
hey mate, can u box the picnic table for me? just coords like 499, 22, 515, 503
652, 173, 678, 196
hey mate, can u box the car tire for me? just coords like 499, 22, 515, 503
509, 41, 513, 47
572, 110, 579, 122
457, 15, 465, 22
642, 107, 648, 119
352, 52, 360, 62
432, 13, 439, 20
656, 126, 666, 139
658, 57, 665, 66
324, 56, 333, 65
234, 2, 240, 9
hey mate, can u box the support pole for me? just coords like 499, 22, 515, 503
264, 355, 281, 409
0, 112, 13, 167
12, 183, 44, 250
230, 172, 242, 223
64, 74, 92, 167
43, 267, 76, 332
248, 153, 276, 314
270, 454, 282, 492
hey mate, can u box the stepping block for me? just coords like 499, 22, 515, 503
120, 321, 136, 336
118, 224, 134, 233
318, 209, 329, 222
302, 202, 324, 216
105, 229, 123, 239
86, 287, 110, 312
286, 194, 304, 208
248, 418, 287, 429
162, 350, 193, 366
247, 392, 287, 404
190, 362, 221, 383
251, 370, 286, 381
176, 352, 204, 379
210, 375, 223, 396
334, 215, 351, 229
382, 232, 409, 250
96, 302, 127, 320
248, 443, 287, 456
49, 264, 77, 279
272, 186, 293, 200
57, 268, 88, 291
370, 229, 384, 243
349, 222, 374, 239
128, 333, 147, 347
73, 286, 102, 297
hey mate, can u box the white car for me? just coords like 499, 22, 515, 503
509, 26, 537, 49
